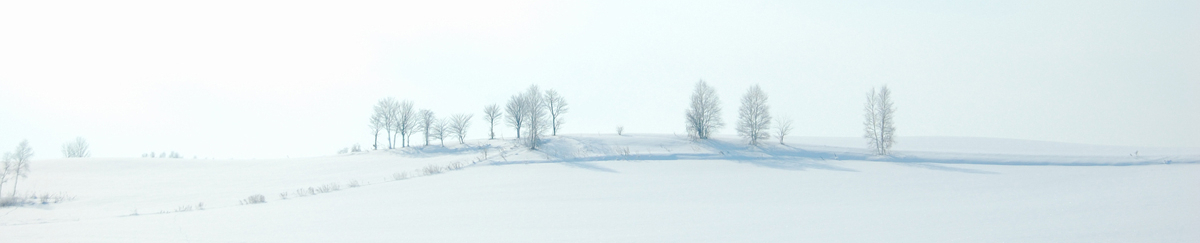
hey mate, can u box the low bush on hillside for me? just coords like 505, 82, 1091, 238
0, 192, 75, 207
240, 194, 266, 205
175, 202, 204, 212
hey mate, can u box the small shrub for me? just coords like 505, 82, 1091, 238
316, 183, 341, 193
615, 146, 631, 159
35, 192, 74, 204
422, 164, 443, 175
279, 192, 289, 200
240, 194, 266, 205
348, 180, 361, 188
392, 172, 409, 180
0, 197, 25, 207
446, 161, 466, 171
477, 148, 490, 162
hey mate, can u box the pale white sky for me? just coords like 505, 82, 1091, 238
1, 0, 1197, 159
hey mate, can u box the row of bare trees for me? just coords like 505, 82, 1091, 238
369, 84, 567, 150
370, 99, 476, 149
685, 80, 896, 155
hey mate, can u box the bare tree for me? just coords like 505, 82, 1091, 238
775, 117, 793, 145
523, 85, 548, 149
61, 137, 90, 158
432, 119, 449, 147
449, 113, 474, 144
418, 109, 436, 146
483, 104, 501, 139
369, 109, 385, 150
685, 80, 724, 140
863, 86, 897, 155
8, 140, 33, 197
505, 94, 526, 139
737, 85, 772, 146
545, 89, 568, 136
395, 101, 416, 148
1, 153, 10, 197
374, 98, 399, 149
616, 125, 624, 135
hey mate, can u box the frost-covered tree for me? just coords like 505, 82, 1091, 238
395, 101, 416, 148
432, 119, 449, 147
369, 110, 385, 150
61, 137, 90, 158
0, 153, 11, 197
8, 140, 33, 197
505, 94, 526, 139
449, 113, 474, 144
736, 85, 771, 146
685, 80, 724, 140
418, 109, 436, 146
864, 86, 897, 155
775, 117, 793, 145
374, 98, 400, 149
544, 89, 568, 136
523, 85, 548, 149
483, 104, 501, 140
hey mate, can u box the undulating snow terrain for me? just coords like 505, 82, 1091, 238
2, 135, 1198, 242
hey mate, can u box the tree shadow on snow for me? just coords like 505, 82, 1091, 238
894, 163, 997, 174
385, 144, 493, 158
735, 159, 858, 172
560, 161, 619, 173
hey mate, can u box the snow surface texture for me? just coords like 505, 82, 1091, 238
1, 135, 1198, 242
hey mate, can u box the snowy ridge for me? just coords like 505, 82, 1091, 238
2, 135, 1199, 242
495, 134, 1200, 166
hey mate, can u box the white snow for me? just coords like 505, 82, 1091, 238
1, 135, 1198, 242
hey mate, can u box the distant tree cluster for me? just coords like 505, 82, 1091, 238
61, 137, 90, 158
338, 144, 363, 154
142, 151, 183, 159
370, 98, 416, 150
363, 81, 897, 156
683, 80, 898, 155
504, 85, 568, 149
367, 84, 568, 151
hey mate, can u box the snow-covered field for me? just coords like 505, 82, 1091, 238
2, 134, 1198, 242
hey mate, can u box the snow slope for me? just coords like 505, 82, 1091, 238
1, 135, 1198, 242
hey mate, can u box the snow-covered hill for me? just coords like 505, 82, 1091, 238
2, 135, 1198, 242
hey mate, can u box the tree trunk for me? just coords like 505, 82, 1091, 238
11, 176, 18, 198
386, 130, 394, 149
